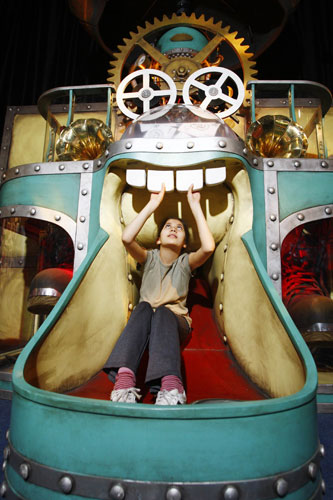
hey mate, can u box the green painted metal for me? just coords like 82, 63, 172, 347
278, 171, 333, 221
88, 165, 109, 248
0, 174, 80, 220
156, 26, 208, 54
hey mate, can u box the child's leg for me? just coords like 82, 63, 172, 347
103, 301, 153, 382
145, 306, 190, 390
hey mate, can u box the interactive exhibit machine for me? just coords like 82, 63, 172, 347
0, 5, 332, 500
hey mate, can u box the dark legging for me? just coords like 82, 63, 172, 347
103, 301, 190, 390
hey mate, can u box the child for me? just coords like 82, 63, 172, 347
104, 183, 215, 405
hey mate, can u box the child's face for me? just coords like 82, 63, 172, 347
157, 219, 187, 250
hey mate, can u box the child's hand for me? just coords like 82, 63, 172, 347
187, 184, 201, 209
149, 183, 166, 211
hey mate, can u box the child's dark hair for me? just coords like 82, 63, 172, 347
158, 217, 190, 247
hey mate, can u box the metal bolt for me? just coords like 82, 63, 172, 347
324, 207, 332, 215
128, 303, 133, 311
125, 142, 132, 150
219, 303, 223, 312
187, 141, 194, 149
30, 208, 36, 216
156, 142, 164, 150
242, 148, 248, 155
271, 273, 279, 281
109, 483, 125, 499
224, 244, 228, 252
308, 462, 317, 480
270, 243, 278, 251
270, 214, 277, 222
2, 461, 6, 472
54, 215, 61, 221
223, 485, 239, 500
218, 140, 226, 148
229, 215, 234, 224
166, 486, 182, 500
293, 160, 301, 168
34, 165, 40, 172
59, 475, 74, 494
253, 158, 258, 166
77, 243, 84, 250
2, 174, 6, 180
5, 430, 9, 441
3, 447, 9, 461
128, 273, 133, 282
141, 89, 151, 99
83, 163, 90, 170
19, 463, 31, 480
319, 443, 325, 457
267, 160, 274, 167
81, 189, 88, 196
320, 161, 328, 168
275, 478, 288, 497
297, 213, 305, 221
97, 160, 102, 168
267, 187, 275, 194
105, 149, 109, 156
10, 208, 15, 214
14, 168, 19, 175
59, 164, 65, 171
321, 479, 326, 494
220, 273, 224, 281
79, 216, 86, 223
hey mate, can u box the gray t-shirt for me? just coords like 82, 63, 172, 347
139, 249, 192, 325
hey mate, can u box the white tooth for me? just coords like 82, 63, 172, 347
205, 167, 226, 185
126, 169, 146, 188
176, 169, 203, 192
147, 170, 174, 192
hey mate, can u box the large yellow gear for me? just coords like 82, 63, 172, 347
107, 13, 257, 105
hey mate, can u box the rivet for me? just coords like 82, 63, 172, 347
267, 187, 275, 194
109, 483, 125, 499
59, 475, 74, 494
120, 217, 124, 224
30, 208, 36, 216
166, 486, 182, 500
220, 273, 224, 281
14, 168, 20, 175
79, 216, 86, 223
128, 303, 133, 311
2, 146, 7, 151
105, 149, 109, 156
223, 335, 228, 343
320, 161, 328, 168
156, 142, 164, 150
0, 482, 7, 497
224, 244, 228, 252
19, 463, 31, 480
219, 303, 223, 312
324, 207, 332, 215
275, 478, 288, 497
271, 273, 279, 281
297, 213, 305, 221
270, 243, 278, 251
319, 443, 325, 457
87, 105, 91, 110
307, 462, 317, 480
125, 142, 132, 150
218, 140, 226, 148
54, 215, 61, 221
270, 214, 277, 222
253, 158, 258, 166
187, 141, 195, 149
10, 207, 15, 214
83, 163, 90, 170
267, 160, 274, 167
223, 485, 239, 500
34, 165, 40, 172
2, 461, 6, 472
2, 174, 6, 180
5, 430, 9, 441
321, 479, 326, 494
59, 164, 65, 171
128, 273, 133, 282
229, 215, 234, 224
293, 160, 301, 168
77, 243, 84, 250
81, 189, 88, 196
3, 447, 9, 461
242, 148, 248, 155
97, 160, 102, 167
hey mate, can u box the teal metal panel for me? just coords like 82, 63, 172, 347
0, 174, 80, 220
278, 171, 333, 221
88, 166, 108, 248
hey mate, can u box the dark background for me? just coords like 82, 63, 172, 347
0, 0, 332, 132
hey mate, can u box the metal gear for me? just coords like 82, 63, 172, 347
107, 13, 257, 104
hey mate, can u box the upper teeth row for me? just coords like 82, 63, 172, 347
126, 167, 226, 191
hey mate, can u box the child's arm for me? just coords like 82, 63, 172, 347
122, 184, 166, 264
187, 184, 215, 270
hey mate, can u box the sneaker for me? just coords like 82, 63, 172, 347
110, 387, 141, 403
155, 389, 186, 405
